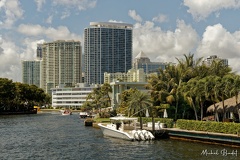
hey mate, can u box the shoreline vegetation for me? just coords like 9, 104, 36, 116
1, 54, 240, 146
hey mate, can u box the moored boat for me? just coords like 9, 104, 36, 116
61, 109, 72, 115
79, 112, 89, 118
98, 114, 154, 141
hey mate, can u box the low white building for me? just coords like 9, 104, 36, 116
110, 81, 149, 109
51, 83, 97, 109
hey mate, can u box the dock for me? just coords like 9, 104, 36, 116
166, 128, 240, 147
143, 127, 240, 146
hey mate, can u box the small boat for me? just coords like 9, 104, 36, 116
79, 112, 89, 118
98, 114, 154, 141
61, 109, 72, 116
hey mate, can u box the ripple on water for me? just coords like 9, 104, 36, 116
0, 114, 239, 160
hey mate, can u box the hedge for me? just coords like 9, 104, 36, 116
176, 119, 240, 135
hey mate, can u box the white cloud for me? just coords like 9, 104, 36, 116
52, 0, 97, 11
46, 15, 53, 24
0, 0, 24, 28
108, 20, 123, 23
0, 36, 21, 81
196, 24, 240, 72
133, 20, 199, 63
152, 14, 168, 23
35, 0, 46, 11
60, 11, 71, 19
17, 24, 82, 41
0, 35, 46, 82
128, 10, 142, 22
184, 0, 240, 21
20, 38, 45, 60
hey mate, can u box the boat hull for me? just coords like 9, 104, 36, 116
98, 123, 134, 141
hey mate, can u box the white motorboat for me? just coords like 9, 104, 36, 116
79, 112, 89, 118
98, 114, 154, 141
61, 109, 72, 115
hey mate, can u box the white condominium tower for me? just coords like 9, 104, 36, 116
84, 22, 133, 85
40, 40, 82, 94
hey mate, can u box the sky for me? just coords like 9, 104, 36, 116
1, 0, 240, 82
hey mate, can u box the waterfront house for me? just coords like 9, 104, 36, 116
207, 95, 240, 122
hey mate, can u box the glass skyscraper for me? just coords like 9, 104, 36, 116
22, 60, 41, 88
84, 22, 133, 84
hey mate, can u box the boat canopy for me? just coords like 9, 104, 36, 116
110, 116, 138, 122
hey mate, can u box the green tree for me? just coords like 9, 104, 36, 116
180, 80, 199, 120
0, 78, 16, 110
127, 90, 152, 129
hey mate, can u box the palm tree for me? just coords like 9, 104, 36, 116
146, 66, 178, 118
180, 80, 199, 120
214, 76, 228, 121
100, 83, 112, 107
204, 76, 220, 122
194, 78, 206, 121
127, 90, 152, 129
231, 75, 240, 122
87, 87, 102, 113
209, 59, 231, 77
118, 88, 137, 115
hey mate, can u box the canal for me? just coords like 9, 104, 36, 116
0, 112, 238, 160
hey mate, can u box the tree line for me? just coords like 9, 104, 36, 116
146, 54, 240, 122
83, 54, 240, 123
0, 78, 51, 112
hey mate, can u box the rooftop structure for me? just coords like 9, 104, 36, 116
133, 51, 167, 73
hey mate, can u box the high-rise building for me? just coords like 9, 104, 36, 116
203, 55, 228, 66
22, 60, 41, 87
36, 44, 43, 60
133, 51, 167, 73
84, 22, 133, 85
40, 40, 82, 94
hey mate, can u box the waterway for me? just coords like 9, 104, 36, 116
0, 112, 239, 160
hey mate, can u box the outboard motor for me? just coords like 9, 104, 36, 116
132, 130, 140, 140
137, 130, 145, 141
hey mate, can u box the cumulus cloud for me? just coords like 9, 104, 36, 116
184, 0, 240, 21
0, 35, 46, 81
133, 20, 199, 63
128, 10, 142, 22
0, 0, 24, 28
17, 24, 82, 41
20, 38, 45, 60
0, 36, 21, 81
35, 0, 46, 11
52, 0, 97, 11
196, 24, 240, 72
152, 14, 168, 23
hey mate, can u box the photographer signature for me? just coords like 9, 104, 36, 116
201, 149, 238, 156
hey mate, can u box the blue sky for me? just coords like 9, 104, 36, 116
1, 0, 240, 82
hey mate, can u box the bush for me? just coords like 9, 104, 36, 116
176, 119, 240, 134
